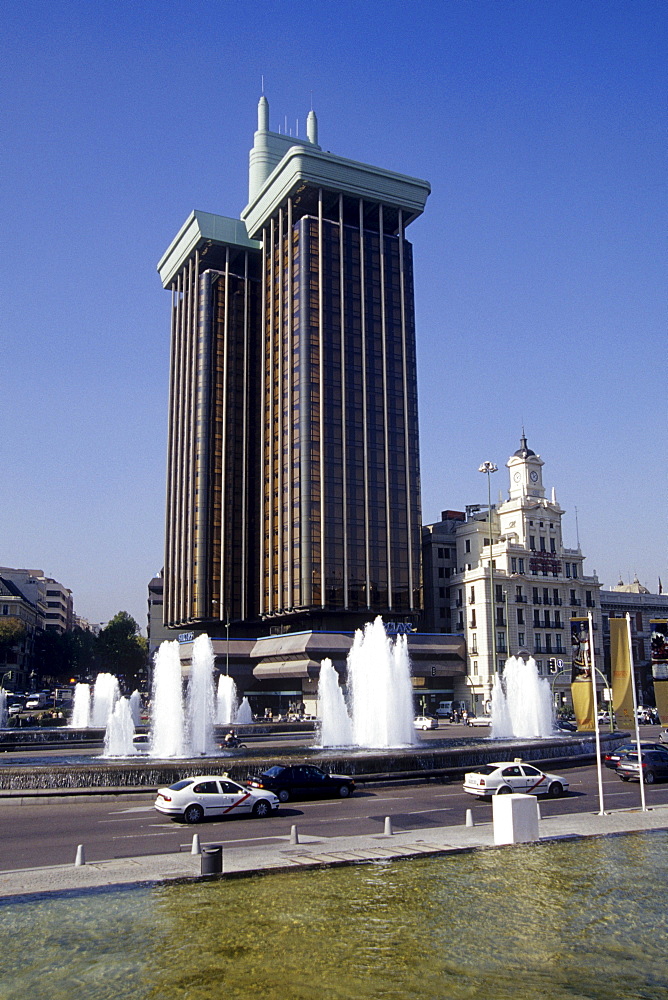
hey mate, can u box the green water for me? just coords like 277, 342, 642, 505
0, 832, 667, 1000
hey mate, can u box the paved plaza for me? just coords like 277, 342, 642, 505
0, 802, 665, 901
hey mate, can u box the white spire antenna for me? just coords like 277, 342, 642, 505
261, 74, 264, 94
575, 506, 581, 548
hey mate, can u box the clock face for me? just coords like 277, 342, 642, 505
513, 472, 521, 482
530, 471, 539, 482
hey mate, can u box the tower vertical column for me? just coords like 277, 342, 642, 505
358, 198, 371, 608
378, 203, 392, 609
398, 209, 416, 610
338, 194, 349, 608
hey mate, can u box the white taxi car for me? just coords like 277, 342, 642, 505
414, 715, 439, 731
463, 760, 569, 799
155, 775, 279, 824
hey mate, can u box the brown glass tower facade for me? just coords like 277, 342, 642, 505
159, 101, 430, 635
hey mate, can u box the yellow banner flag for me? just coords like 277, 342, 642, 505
610, 618, 634, 726
655, 681, 668, 725
571, 681, 595, 730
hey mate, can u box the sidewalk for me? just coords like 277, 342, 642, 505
0, 803, 666, 901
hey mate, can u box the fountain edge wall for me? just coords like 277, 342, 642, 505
0, 733, 626, 791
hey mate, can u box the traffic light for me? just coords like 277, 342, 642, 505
548, 658, 557, 673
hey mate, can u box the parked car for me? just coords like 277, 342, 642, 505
615, 749, 668, 784
602, 742, 666, 769
154, 775, 279, 823
463, 761, 569, 798
554, 720, 577, 733
246, 764, 355, 802
414, 715, 438, 731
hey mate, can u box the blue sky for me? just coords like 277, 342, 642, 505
1, 0, 665, 628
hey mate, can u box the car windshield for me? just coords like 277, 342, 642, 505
262, 767, 287, 778
169, 779, 195, 790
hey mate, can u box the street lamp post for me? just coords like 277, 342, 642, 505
479, 461, 498, 679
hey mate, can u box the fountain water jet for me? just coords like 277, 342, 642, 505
186, 634, 216, 755
216, 674, 238, 725
91, 674, 120, 728
103, 697, 138, 757
235, 698, 253, 725
320, 617, 418, 749
490, 654, 554, 739
129, 690, 142, 727
150, 641, 185, 757
69, 683, 91, 728
0, 690, 6, 729
317, 658, 353, 746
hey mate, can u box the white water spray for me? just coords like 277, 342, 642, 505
319, 617, 417, 748
103, 697, 138, 757
129, 690, 142, 727
91, 674, 120, 728
235, 698, 253, 725
216, 674, 238, 725
150, 641, 185, 757
317, 658, 353, 746
70, 683, 91, 728
187, 634, 216, 755
490, 655, 554, 739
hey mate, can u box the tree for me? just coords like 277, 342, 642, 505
0, 617, 26, 657
34, 627, 97, 684
96, 612, 148, 691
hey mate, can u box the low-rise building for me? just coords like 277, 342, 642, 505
0, 577, 41, 690
0, 567, 73, 634
423, 437, 603, 715
600, 579, 668, 707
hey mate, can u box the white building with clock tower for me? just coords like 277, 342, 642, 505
441, 436, 603, 715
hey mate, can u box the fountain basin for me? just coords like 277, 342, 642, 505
0, 732, 627, 791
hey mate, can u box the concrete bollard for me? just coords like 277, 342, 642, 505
191, 834, 201, 855
465, 809, 475, 828
384, 816, 393, 836
492, 793, 539, 845
74, 844, 86, 867
290, 824, 299, 845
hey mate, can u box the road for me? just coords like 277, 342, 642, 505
1, 758, 666, 872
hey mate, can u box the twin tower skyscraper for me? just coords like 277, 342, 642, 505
158, 96, 431, 637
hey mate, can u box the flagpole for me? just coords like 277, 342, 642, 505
589, 611, 605, 815
626, 613, 648, 811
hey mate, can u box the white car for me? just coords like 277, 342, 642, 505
463, 761, 569, 799
155, 775, 279, 824
414, 715, 438, 731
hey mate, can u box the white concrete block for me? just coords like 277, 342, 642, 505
492, 793, 540, 845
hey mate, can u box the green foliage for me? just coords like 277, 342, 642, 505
35, 612, 147, 690
0, 617, 26, 655
96, 612, 148, 689
35, 627, 97, 683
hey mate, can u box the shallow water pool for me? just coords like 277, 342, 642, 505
0, 831, 666, 1000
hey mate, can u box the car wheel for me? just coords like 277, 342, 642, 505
644, 770, 656, 785
548, 782, 563, 798
253, 799, 271, 818
183, 804, 204, 824
277, 789, 290, 803
495, 785, 512, 795
619, 775, 630, 782
422, 725, 428, 731
338, 784, 351, 798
